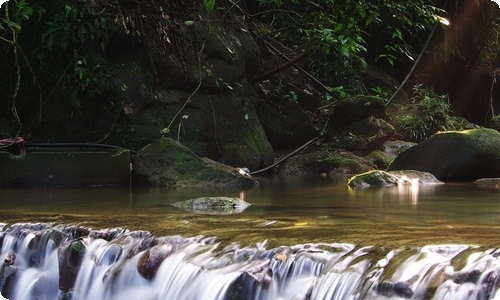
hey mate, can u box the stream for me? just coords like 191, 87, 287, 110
0, 176, 499, 299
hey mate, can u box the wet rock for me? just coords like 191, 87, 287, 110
388, 128, 500, 181
137, 244, 173, 280
374, 281, 414, 299
172, 197, 251, 215
133, 138, 259, 187
451, 269, 481, 284
225, 262, 272, 300
347, 170, 443, 188
0, 252, 17, 296
58, 239, 86, 291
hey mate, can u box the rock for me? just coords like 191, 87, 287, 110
347, 170, 444, 188
133, 138, 259, 187
276, 150, 375, 176
58, 239, 86, 291
383, 140, 417, 159
335, 117, 395, 155
172, 197, 251, 215
225, 261, 272, 300
474, 178, 500, 188
329, 96, 386, 132
137, 244, 173, 280
374, 281, 414, 299
256, 96, 318, 149
0, 252, 16, 296
387, 128, 500, 181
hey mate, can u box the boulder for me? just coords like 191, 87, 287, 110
387, 128, 500, 181
334, 117, 395, 155
474, 178, 500, 188
58, 239, 86, 291
172, 197, 251, 215
256, 96, 318, 149
347, 170, 443, 188
137, 244, 173, 280
276, 150, 375, 176
133, 138, 258, 187
329, 96, 386, 132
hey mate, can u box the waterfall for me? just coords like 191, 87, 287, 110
0, 223, 499, 300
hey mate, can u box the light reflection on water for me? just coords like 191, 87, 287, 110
0, 176, 499, 227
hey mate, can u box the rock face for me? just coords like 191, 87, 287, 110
347, 170, 443, 188
387, 128, 500, 181
133, 138, 259, 187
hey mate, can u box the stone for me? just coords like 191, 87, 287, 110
133, 138, 259, 187
58, 239, 86, 291
329, 96, 386, 132
347, 170, 443, 188
387, 128, 500, 181
256, 96, 318, 149
172, 197, 251, 215
137, 244, 173, 280
336, 117, 395, 154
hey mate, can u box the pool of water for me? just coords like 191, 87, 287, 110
0, 175, 499, 248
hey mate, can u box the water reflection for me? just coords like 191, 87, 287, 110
0, 176, 499, 226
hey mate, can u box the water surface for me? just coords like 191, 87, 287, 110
0, 176, 499, 248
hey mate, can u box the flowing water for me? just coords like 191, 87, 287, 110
0, 176, 499, 299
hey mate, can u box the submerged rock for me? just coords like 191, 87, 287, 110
172, 197, 251, 215
347, 170, 443, 188
387, 128, 500, 181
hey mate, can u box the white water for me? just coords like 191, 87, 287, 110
0, 223, 499, 300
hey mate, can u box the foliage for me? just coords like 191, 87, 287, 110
254, 0, 443, 96
396, 85, 464, 142
0, 0, 37, 123
37, 2, 112, 113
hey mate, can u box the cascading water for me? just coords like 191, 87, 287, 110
0, 223, 499, 300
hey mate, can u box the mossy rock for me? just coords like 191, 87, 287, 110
387, 128, 500, 181
347, 170, 443, 188
172, 197, 251, 215
277, 150, 375, 176
133, 138, 258, 187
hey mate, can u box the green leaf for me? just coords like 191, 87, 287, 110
184, 20, 194, 26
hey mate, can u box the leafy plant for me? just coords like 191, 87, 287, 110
36, 2, 112, 113
0, 0, 36, 123
254, 0, 443, 96
396, 85, 461, 142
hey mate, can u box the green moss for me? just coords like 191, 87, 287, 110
366, 150, 394, 169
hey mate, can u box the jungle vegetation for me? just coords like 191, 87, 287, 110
1, 0, 499, 142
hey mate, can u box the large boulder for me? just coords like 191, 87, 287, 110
133, 138, 259, 187
387, 128, 500, 181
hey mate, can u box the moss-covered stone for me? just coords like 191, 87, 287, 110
388, 128, 500, 181
172, 197, 251, 214
277, 150, 375, 176
133, 138, 258, 187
